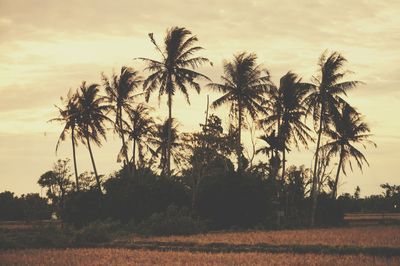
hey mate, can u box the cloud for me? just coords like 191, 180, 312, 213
0, 0, 399, 195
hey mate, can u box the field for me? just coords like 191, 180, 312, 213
135, 225, 400, 247
1, 222, 400, 265
1, 249, 400, 266
344, 213, 400, 225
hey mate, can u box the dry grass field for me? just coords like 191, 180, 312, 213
1, 224, 400, 265
134, 225, 400, 248
1, 248, 400, 266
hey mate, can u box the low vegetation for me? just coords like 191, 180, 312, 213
1, 249, 399, 266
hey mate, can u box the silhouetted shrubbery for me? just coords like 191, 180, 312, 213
0, 191, 51, 221
136, 205, 206, 236
197, 171, 269, 229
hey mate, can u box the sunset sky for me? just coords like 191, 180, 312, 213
0, 0, 399, 196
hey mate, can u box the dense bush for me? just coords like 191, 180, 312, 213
0, 191, 51, 221
197, 171, 268, 229
63, 189, 103, 227
73, 220, 120, 244
315, 193, 344, 226
103, 173, 189, 223
136, 205, 206, 236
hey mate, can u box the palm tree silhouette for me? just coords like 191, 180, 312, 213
208, 52, 271, 173
126, 103, 156, 174
77, 81, 111, 193
138, 26, 211, 177
49, 90, 82, 191
260, 72, 314, 180
103, 66, 142, 169
256, 131, 283, 180
305, 51, 362, 225
321, 103, 376, 199
148, 118, 181, 176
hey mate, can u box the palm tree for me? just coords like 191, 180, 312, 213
138, 26, 211, 177
103, 66, 142, 169
77, 81, 111, 193
305, 51, 362, 225
321, 104, 375, 199
126, 103, 156, 173
260, 72, 314, 180
208, 52, 271, 172
148, 118, 181, 176
49, 90, 82, 191
256, 131, 283, 180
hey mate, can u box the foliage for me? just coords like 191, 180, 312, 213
196, 171, 269, 229
0, 192, 51, 221
63, 189, 103, 228
103, 170, 189, 223
136, 205, 206, 236
74, 219, 120, 244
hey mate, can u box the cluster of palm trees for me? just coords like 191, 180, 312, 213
51, 26, 375, 224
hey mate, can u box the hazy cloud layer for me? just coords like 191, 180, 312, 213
0, 0, 399, 195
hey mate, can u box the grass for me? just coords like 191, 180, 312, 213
133, 225, 400, 247
1, 249, 400, 266
1, 222, 400, 264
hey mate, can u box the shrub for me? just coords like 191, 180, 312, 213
63, 189, 103, 228
197, 171, 268, 229
74, 219, 120, 244
136, 205, 206, 236
103, 173, 189, 223
315, 193, 344, 226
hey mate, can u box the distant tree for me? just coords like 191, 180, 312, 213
103, 67, 143, 168
354, 186, 361, 200
138, 26, 211, 178
77, 171, 98, 191
148, 118, 181, 176
0, 191, 23, 220
38, 159, 73, 216
260, 72, 314, 180
126, 103, 156, 174
50, 90, 82, 191
77, 82, 112, 193
305, 51, 362, 225
182, 114, 235, 208
208, 52, 271, 172
256, 131, 283, 181
20, 193, 52, 221
321, 104, 376, 199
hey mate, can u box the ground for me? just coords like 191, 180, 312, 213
1, 217, 400, 265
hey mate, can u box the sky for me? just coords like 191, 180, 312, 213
0, 0, 399, 197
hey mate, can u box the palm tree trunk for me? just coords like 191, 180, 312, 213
167, 92, 172, 178
332, 145, 344, 199
132, 139, 136, 177
86, 135, 102, 194
71, 127, 80, 191
119, 106, 130, 170
281, 147, 286, 180
310, 107, 324, 226
193, 95, 210, 210
237, 102, 242, 173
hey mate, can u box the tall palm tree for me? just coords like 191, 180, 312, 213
138, 26, 211, 177
305, 51, 362, 225
208, 52, 271, 172
126, 103, 156, 173
49, 90, 82, 191
103, 66, 142, 169
321, 104, 375, 199
260, 72, 314, 180
148, 118, 181, 176
77, 81, 111, 193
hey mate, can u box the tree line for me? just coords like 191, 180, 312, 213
47, 26, 376, 228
